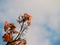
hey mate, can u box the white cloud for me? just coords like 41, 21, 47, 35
0, 0, 60, 45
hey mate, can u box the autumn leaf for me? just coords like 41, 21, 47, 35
9, 23, 19, 34
27, 21, 31, 26
24, 13, 32, 21
9, 23, 16, 29
24, 13, 32, 26
2, 33, 12, 42
12, 42, 16, 45
20, 39, 26, 45
13, 28, 19, 34
4, 21, 9, 32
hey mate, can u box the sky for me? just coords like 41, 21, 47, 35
0, 0, 60, 45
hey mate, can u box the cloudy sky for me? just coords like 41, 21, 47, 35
0, 0, 60, 45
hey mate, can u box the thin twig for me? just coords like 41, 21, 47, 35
15, 22, 24, 40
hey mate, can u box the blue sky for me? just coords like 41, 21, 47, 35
0, 0, 60, 45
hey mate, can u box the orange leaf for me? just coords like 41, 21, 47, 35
9, 23, 16, 29
27, 21, 31, 26
13, 28, 19, 34
12, 42, 16, 45
4, 21, 9, 32
24, 13, 32, 21
2, 33, 12, 42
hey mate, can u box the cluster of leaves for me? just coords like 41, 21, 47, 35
2, 13, 32, 45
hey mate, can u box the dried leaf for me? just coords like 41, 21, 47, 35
2, 33, 12, 42
13, 28, 19, 34
17, 19, 23, 23
24, 13, 32, 21
4, 21, 9, 32
20, 39, 26, 45
9, 23, 16, 29
12, 42, 16, 45
27, 21, 31, 26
